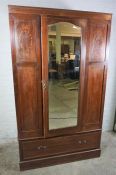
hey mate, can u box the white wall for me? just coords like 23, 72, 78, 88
0, 0, 116, 139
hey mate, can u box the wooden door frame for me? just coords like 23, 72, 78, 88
41, 15, 88, 138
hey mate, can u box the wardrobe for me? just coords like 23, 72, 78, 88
9, 5, 112, 170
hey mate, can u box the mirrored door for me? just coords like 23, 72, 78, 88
47, 21, 82, 130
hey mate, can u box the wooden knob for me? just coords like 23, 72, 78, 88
78, 140, 82, 144
37, 146, 41, 150
37, 145, 47, 150
83, 140, 87, 144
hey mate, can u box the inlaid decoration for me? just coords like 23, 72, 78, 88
15, 20, 36, 62
89, 23, 107, 62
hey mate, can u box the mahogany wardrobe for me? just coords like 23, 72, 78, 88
9, 5, 112, 170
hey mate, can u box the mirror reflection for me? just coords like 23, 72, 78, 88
48, 22, 81, 130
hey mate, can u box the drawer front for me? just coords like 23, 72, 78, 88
21, 132, 101, 160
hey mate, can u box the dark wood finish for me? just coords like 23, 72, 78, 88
9, 5, 112, 171
82, 19, 111, 131
9, 5, 112, 20
41, 15, 49, 137
20, 149, 101, 171
46, 17, 87, 137
17, 66, 39, 131
88, 21, 108, 62
9, 14, 43, 139
14, 17, 37, 62
83, 63, 105, 130
21, 131, 100, 160
100, 21, 111, 128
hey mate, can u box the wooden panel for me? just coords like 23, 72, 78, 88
21, 132, 101, 160
9, 14, 43, 139
14, 16, 39, 62
88, 21, 108, 62
17, 65, 42, 138
83, 64, 105, 129
20, 149, 101, 170
9, 5, 112, 21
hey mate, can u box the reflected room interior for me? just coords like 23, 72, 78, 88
48, 22, 81, 130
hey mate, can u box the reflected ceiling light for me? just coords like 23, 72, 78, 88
73, 25, 77, 29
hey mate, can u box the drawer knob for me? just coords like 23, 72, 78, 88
83, 140, 87, 144
78, 140, 82, 144
37, 146, 47, 150
37, 146, 41, 150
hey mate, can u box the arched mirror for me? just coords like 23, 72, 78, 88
48, 22, 81, 130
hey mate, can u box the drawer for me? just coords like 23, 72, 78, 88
21, 132, 101, 160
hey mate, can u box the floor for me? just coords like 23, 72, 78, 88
49, 79, 78, 129
0, 132, 116, 175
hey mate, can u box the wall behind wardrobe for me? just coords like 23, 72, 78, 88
0, 0, 116, 139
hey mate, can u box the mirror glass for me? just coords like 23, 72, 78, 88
48, 22, 81, 130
